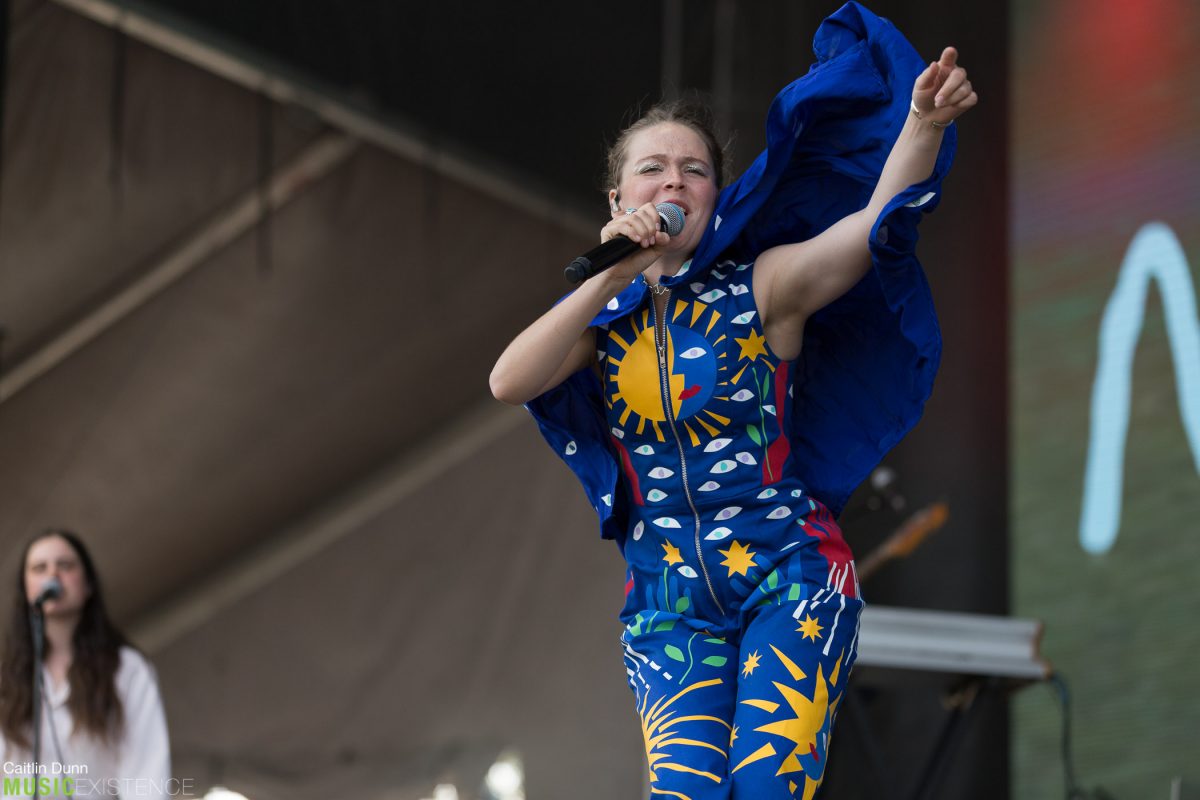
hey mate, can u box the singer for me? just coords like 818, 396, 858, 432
0, 529, 170, 798
490, 4, 974, 797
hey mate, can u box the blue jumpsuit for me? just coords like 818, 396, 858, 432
603, 262, 863, 799
525, 4, 956, 798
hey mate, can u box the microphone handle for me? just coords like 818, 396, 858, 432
564, 235, 641, 284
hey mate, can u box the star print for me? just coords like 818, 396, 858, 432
796, 615, 824, 641
662, 541, 684, 565
743, 650, 762, 678
735, 330, 768, 362
718, 540, 757, 577
732, 649, 846, 799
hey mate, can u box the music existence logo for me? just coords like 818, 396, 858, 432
2, 761, 196, 797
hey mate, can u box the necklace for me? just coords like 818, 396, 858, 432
644, 278, 669, 297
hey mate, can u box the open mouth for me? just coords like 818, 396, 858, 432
662, 199, 691, 217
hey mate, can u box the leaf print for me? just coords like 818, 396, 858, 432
702, 655, 729, 667
674, 596, 690, 614
665, 645, 686, 662
746, 424, 763, 446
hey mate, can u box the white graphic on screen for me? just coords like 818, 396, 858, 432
1081, 222, 1200, 554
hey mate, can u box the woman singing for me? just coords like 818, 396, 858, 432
0, 529, 171, 798
491, 4, 975, 797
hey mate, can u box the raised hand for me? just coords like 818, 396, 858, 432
911, 46, 977, 127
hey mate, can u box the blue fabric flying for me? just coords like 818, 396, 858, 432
526, 1, 956, 541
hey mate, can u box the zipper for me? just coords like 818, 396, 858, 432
651, 292, 725, 615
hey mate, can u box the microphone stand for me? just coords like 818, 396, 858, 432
29, 602, 47, 800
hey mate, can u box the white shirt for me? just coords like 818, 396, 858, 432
1, 646, 171, 799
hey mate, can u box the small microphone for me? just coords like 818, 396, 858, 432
564, 202, 686, 284
33, 577, 63, 606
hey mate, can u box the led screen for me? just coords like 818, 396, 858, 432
1012, 0, 1200, 795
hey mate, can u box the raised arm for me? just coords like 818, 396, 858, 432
756, 47, 977, 360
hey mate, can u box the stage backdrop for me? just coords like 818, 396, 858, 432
1012, 0, 1200, 796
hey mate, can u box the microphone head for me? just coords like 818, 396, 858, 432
655, 202, 686, 237
35, 576, 63, 605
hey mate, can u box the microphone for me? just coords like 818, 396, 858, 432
33, 576, 62, 606
564, 202, 686, 284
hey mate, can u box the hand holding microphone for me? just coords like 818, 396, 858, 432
564, 202, 686, 284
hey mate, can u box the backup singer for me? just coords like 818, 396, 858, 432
0, 529, 170, 798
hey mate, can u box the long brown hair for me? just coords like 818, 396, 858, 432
0, 529, 127, 749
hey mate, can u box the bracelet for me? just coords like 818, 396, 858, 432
910, 99, 952, 129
